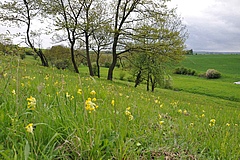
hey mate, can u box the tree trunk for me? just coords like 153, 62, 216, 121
24, 0, 48, 67
70, 44, 79, 73
85, 32, 94, 76
96, 49, 100, 78
134, 70, 142, 87
147, 72, 150, 91
107, 34, 118, 80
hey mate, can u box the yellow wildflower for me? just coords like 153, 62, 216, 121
226, 123, 230, 127
12, 89, 16, 95
77, 89, 82, 94
158, 114, 162, 119
210, 119, 216, 123
128, 115, 134, 121
70, 96, 74, 100
85, 98, 98, 113
209, 119, 216, 127
90, 90, 96, 95
66, 92, 70, 98
183, 109, 188, 115
25, 123, 34, 134
125, 110, 131, 116
159, 121, 164, 125
27, 96, 36, 110
178, 109, 182, 114
92, 98, 97, 102
111, 99, 115, 106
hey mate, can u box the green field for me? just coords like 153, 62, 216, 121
172, 54, 240, 102
0, 54, 239, 159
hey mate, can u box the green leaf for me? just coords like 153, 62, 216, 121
24, 139, 30, 160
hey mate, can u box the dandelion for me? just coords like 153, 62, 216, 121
12, 89, 16, 95
25, 123, 34, 134
77, 89, 82, 94
27, 96, 36, 110
111, 99, 115, 106
90, 90, 96, 95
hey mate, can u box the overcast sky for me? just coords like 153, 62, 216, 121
169, 0, 240, 52
1, 0, 240, 52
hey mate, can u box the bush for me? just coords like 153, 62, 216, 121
205, 69, 221, 79
55, 60, 69, 70
174, 67, 196, 76
104, 62, 111, 68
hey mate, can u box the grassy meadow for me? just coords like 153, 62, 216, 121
0, 53, 239, 159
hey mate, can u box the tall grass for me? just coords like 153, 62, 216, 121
0, 54, 239, 159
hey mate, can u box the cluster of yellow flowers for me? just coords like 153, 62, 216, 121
27, 96, 36, 110
85, 98, 98, 113
125, 107, 133, 121
158, 114, 164, 125
209, 119, 216, 127
177, 109, 188, 115
25, 123, 34, 134
66, 92, 74, 100
25, 96, 37, 134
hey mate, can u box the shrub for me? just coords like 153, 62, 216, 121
104, 62, 111, 68
205, 69, 221, 79
174, 67, 196, 76
55, 60, 69, 70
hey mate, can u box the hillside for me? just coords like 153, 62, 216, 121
0, 54, 239, 159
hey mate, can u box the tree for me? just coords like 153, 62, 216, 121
90, 1, 112, 78
107, 0, 141, 80
44, 0, 84, 73
0, 0, 49, 66
129, 1, 188, 91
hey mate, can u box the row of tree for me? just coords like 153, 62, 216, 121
0, 0, 188, 91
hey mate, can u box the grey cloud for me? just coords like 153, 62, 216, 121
182, 0, 240, 52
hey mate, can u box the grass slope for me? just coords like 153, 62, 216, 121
0, 54, 239, 159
